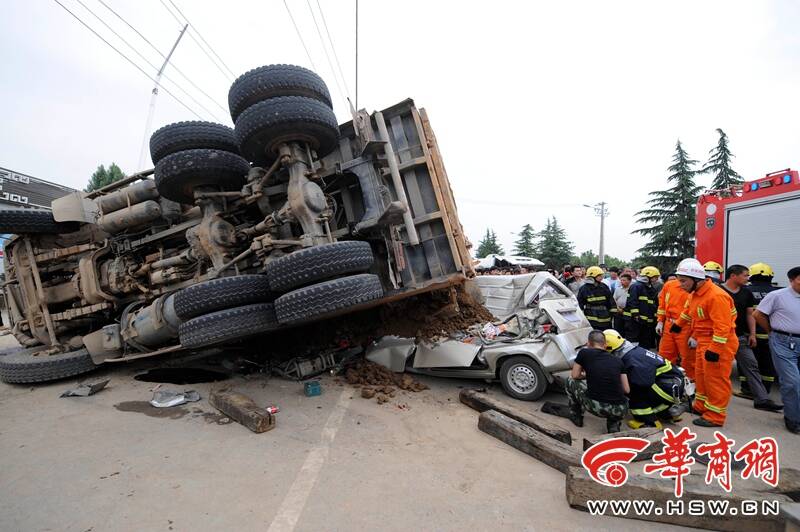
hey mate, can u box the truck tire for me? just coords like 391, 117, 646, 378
228, 64, 332, 122
499, 356, 548, 401
275, 274, 383, 325
265, 241, 374, 293
179, 302, 280, 348
149, 121, 239, 165
0, 209, 79, 235
155, 148, 250, 204
174, 274, 273, 322
0, 347, 97, 384
234, 96, 339, 165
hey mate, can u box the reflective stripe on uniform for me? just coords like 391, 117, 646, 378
652, 403, 671, 414
697, 307, 705, 319
680, 313, 692, 321
763, 376, 775, 382
695, 393, 708, 402
586, 316, 611, 323
712, 335, 728, 344
623, 311, 632, 317
587, 296, 606, 302
630, 406, 655, 416
756, 333, 769, 340
630, 308, 640, 314
704, 401, 727, 414
652, 383, 678, 404
655, 360, 673, 375
657, 309, 666, 316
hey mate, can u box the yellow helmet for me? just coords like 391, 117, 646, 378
586, 266, 604, 278
703, 261, 723, 274
749, 262, 774, 277
603, 329, 625, 352
640, 266, 660, 278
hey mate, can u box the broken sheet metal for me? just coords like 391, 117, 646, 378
413, 339, 481, 369
365, 336, 416, 372
150, 389, 200, 408
60, 379, 109, 397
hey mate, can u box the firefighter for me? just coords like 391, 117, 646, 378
655, 275, 696, 379
745, 262, 780, 395
672, 258, 739, 427
577, 266, 614, 330
623, 266, 660, 349
604, 329, 684, 429
704, 261, 724, 285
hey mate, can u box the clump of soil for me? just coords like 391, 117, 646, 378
345, 360, 428, 403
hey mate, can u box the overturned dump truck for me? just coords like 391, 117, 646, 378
0, 64, 473, 383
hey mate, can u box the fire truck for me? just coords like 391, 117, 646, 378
695, 168, 800, 282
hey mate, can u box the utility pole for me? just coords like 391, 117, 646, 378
583, 202, 609, 264
137, 24, 188, 171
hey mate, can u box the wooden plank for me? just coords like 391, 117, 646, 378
478, 410, 581, 473
582, 427, 664, 461
771, 467, 800, 501
566, 466, 788, 532
460, 389, 572, 445
209, 390, 276, 434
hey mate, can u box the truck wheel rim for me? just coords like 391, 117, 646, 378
508, 365, 536, 394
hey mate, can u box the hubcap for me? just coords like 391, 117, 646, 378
508, 364, 537, 394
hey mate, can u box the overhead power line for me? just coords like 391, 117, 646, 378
96, 0, 229, 116
306, 0, 348, 108
72, 0, 226, 122
283, 0, 317, 71
51, 0, 204, 120
315, 0, 352, 98
168, 0, 237, 79
159, 0, 233, 82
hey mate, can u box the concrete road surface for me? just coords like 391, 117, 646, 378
0, 334, 793, 531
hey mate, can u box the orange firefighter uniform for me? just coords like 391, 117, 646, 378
657, 279, 695, 377
676, 281, 739, 426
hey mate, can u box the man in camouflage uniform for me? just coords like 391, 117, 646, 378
567, 330, 630, 433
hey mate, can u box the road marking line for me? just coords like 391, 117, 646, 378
267, 388, 351, 532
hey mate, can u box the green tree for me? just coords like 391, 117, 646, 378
85, 163, 126, 192
633, 140, 703, 272
536, 217, 573, 270
475, 228, 504, 258
702, 128, 743, 190
512, 224, 537, 257
569, 250, 627, 269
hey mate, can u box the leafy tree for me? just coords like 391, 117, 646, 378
536, 217, 573, 270
702, 128, 743, 191
633, 140, 703, 272
85, 163, 125, 192
475, 228, 504, 258
569, 250, 627, 269
512, 224, 537, 257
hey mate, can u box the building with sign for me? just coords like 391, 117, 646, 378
0, 166, 75, 211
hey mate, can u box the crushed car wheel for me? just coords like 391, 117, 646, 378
174, 274, 273, 321
228, 64, 332, 122
0, 347, 97, 384
149, 121, 240, 165
234, 96, 339, 165
0, 209, 79, 235
275, 274, 383, 325
155, 148, 251, 204
179, 303, 280, 348
499, 356, 547, 401
265, 241, 374, 293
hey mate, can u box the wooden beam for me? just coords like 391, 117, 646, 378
566, 466, 788, 532
582, 427, 663, 461
460, 389, 572, 444
209, 390, 276, 434
478, 410, 581, 473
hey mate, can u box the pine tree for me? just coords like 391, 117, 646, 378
476, 228, 504, 258
702, 128, 743, 190
633, 140, 703, 271
512, 224, 537, 257
536, 217, 573, 270
85, 163, 125, 192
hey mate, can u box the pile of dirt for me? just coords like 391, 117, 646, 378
343, 360, 428, 403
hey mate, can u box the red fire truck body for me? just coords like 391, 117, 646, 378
695, 168, 800, 282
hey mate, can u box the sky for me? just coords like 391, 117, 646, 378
1, 0, 799, 260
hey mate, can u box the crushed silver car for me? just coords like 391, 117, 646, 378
366, 272, 593, 400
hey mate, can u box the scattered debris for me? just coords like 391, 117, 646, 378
304, 380, 322, 397
60, 380, 109, 397
344, 360, 428, 404
150, 389, 201, 408
209, 390, 276, 433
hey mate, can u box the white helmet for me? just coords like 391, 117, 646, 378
676, 258, 705, 280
